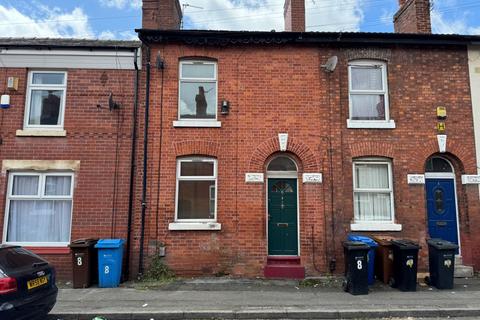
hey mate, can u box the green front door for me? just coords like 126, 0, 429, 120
268, 178, 298, 256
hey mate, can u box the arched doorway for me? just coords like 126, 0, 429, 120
266, 156, 299, 256
425, 156, 460, 254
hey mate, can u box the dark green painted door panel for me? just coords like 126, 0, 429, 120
268, 178, 298, 256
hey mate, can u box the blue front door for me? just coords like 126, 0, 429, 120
425, 179, 459, 253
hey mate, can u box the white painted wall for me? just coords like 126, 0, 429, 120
0, 48, 140, 70
468, 46, 480, 184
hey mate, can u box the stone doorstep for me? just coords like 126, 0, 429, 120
455, 265, 475, 278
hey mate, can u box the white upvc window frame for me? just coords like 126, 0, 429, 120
24, 70, 68, 131
174, 60, 220, 128
351, 158, 401, 231
173, 157, 218, 223
347, 60, 395, 129
3, 171, 75, 247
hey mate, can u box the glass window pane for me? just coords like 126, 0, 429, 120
7, 199, 72, 243
28, 90, 63, 125
425, 157, 453, 172
45, 176, 72, 196
351, 94, 385, 120
180, 161, 214, 176
267, 157, 297, 171
32, 73, 65, 85
355, 163, 389, 189
351, 66, 383, 90
354, 192, 391, 221
179, 82, 216, 119
178, 180, 215, 219
12, 176, 39, 196
181, 63, 215, 79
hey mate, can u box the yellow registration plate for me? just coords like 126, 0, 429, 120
27, 276, 48, 290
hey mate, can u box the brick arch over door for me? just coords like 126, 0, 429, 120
249, 136, 318, 172
349, 141, 395, 159
173, 140, 221, 157
409, 139, 474, 172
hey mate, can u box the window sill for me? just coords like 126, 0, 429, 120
173, 120, 222, 128
168, 222, 222, 231
350, 222, 402, 231
16, 129, 67, 137
347, 120, 396, 129
23, 246, 70, 255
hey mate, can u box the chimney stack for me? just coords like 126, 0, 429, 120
142, 0, 182, 30
284, 0, 305, 32
393, 0, 432, 33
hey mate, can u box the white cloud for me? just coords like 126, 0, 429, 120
182, 0, 364, 32
431, 10, 480, 35
430, 0, 480, 35
0, 5, 94, 38
99, 30, 139, 40
100, 0, 142, 10
99, 30, 116, 39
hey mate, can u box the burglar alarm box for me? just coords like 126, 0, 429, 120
7, 77, 19, 91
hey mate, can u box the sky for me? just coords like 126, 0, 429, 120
0, 0, 479, 39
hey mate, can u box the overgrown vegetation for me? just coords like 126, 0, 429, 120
140, 255, 175, 282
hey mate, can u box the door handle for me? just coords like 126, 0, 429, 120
277, 223, 289, 228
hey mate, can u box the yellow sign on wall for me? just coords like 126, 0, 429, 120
437, 122, 446, 133
437, 106, 447, 119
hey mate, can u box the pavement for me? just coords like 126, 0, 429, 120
48, 276, 480, 320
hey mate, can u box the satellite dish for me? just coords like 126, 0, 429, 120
322, 56, 338, 73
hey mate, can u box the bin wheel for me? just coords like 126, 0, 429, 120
342, 279, 349, 292
388, 277, 395, 287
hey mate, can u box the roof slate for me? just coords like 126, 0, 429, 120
0, 38, 141, 49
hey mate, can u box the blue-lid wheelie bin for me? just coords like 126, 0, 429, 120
347, 235, 378, 285
95, 239, 125, 288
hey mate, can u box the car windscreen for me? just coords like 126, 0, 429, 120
0, 247, 45, 274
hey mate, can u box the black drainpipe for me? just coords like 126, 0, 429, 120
138, 46, 151, 276
125, 47, 140, 279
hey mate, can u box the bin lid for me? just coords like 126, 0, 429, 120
94, 239, 125, 249
371, 236, 396, 246
427, 238, 459, 250
347, 234, 378, 248
69, 238, 98, 248
391, 239, 420, 250
343, 241, 370, 250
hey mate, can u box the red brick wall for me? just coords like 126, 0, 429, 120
0, 67, 136, 280
133, 42, 480, 278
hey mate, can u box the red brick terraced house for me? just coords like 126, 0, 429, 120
1, 0, 480, 282
0, 39, 141, 279
133, 0, 480, 279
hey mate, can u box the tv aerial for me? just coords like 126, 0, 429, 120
181, 3, 203, 29
321, 56, 338, 73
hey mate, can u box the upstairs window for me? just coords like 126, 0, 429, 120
179, 61, 217, 120
25, 71, 67, 129
348, 61, 389, 122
